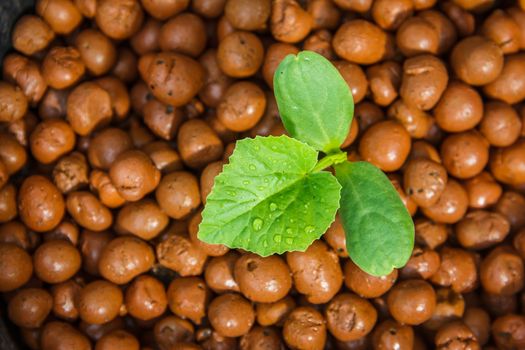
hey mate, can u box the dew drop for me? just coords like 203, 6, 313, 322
269, 203, 278, 212
285, 237, 294, 244
286, 228, 293, 234
257, 186, 265, 191
263, 178, 270, 183
252, 218, 263, 231
273, 234, 282, 243
227, 190, 236, 196
289, 218, 295, 223
249, 164, 256, 171
305, 226, 315, 234
243, 180, 250, 185
263, 240, 268, 248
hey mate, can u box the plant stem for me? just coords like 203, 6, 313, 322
312, 152, 347, 173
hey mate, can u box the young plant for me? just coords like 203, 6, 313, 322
198, 51, 414, 276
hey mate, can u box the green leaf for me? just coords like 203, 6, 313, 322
335, 161, 414, 276
198, 135, 341, 256
273, 50, 354, 154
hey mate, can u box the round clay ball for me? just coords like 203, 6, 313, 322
98, 236, 155, 284
0, 82, 27, 123
50, 279, 82, 321
270, 0, 313, 43
441, 131, 489, 179
35, 0, 83, 35
109, 149, 161, 202
8, 288, 53, 328
167, 277, 210, 325
33, 240, 81, 284
490, 139, 525, 187
18, 175, 65, 232
95, 330, 140, 350
400, 54, 448, 111
479, 101, 522, 147
116, 199, 168, 240
88, 128, 133, 170
225, 0, 270, 31
344, 260, 398, 298
125, 275, 167, 321
155, 171, 201, 219
141, 0, 189, 20
421, 180, 469, 224
387, 279, 436, 325
325, 293, 378, 341
480, 246, 524, 295
456, 210, 510, 250
403, 158, 448, 208
0, 243, 33, 292
333, 19, 387, 65
77, 280, 123, 324
492, 314, 525, 349
286, 240, 343, 304
433, 81, 484, 133
95, 0, 144, 40
30, 119, 76, 164
160, 13, 206, 58
234, 253, 292, 303
204, 252, 240, 293
66, 191, 113, 231
208, 293, 255, 337
217, 31, 264, 78
66, 81, 113, 136
217, 81, 266, 132
483, 54, 525, 105
372, 319, 414, 350
41, 321, 91, 350
41, 46, 85, 89
139, 52, 205, 107
11, 15, 55, 56
430, 247, 478, 293
359, 120, 411, 172
75, 28, 117, 76
283, 306, 326, 350
451, 36, 503, 86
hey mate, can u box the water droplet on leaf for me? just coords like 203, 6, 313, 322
252, 218, 263, 231
286, 228, 293, 234
305, 226, 315, 234
269, 203, 277, 212
273, 234, 282, 243
285, 237, 294, 244
249, 164, 256, 170
243, 180, 250, 185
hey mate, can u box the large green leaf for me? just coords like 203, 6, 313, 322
335, 161, 414, 276
198, 135, 341, 256
273, 51, 354, 154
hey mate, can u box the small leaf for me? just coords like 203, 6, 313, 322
335, 161, 414, 276
199, 135, 341, 256
273, 51, 354, 154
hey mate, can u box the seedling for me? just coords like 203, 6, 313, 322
198, 51, 414, 276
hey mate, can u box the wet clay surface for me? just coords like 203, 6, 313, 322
1, 0, 525, 349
